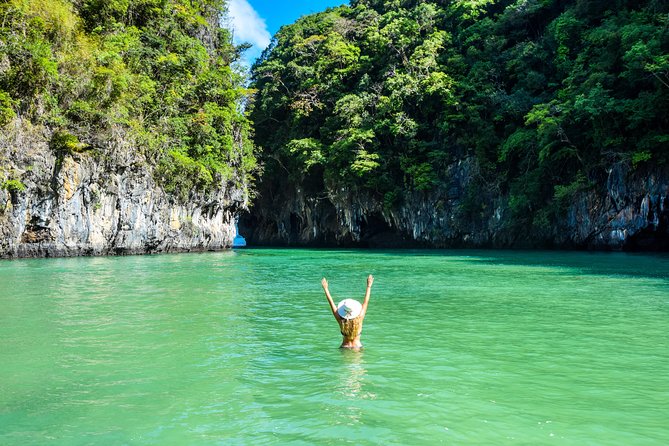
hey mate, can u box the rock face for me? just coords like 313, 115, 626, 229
4, 118, 665, 255
242, 157, 669, 251
0, 123, 247, 258
567, 163, 669, 250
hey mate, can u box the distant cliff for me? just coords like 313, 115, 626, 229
245, 0, 669, 250
242, 157, 669, 250
0, 0, 256, 258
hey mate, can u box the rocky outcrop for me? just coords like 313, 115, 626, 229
4, 116, 664, 255
242, 157, 669, 250
565, 163, 669, 250
0, 122, 247, 258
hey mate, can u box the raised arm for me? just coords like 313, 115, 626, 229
361, 274, 373, 318
321, 278, 341, 321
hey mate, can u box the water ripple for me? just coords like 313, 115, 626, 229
1, 250, 668, 445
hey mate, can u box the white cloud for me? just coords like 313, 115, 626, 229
227, 0, 271, 64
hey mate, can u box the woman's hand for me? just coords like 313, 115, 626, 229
367, 274, 374, 288
321, 277, 328, 290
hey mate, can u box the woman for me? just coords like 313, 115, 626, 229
321, 275, 374, 349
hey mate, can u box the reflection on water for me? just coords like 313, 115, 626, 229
337, 349, 376, 401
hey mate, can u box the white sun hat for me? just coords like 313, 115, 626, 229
337, 299, 362, 320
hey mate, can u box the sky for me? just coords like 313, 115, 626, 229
227, 0, 348, 65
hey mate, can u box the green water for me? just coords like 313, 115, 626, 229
1, 249, 668, 445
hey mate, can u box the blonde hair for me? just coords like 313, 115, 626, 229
339, 315, 363, 340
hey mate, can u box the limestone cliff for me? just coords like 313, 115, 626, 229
0, 122, 247, 258
241, 158, 669, 251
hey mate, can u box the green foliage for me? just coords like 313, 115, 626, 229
0, 91, 15, 126
50, 131, 89, 154
286, 138, 325, 172
404, 162, 437, 191
2, 179, 26, 193
157, 149, 216, 201
252, 0, 669, 235
632, 150, 652, 168
0, 0, 257, 202
553, 173, 589, 209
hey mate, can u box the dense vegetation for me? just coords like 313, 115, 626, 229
0, 0, 256, 199
251, 0, 669, 240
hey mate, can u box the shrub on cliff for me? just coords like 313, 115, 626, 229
0, 91, 15, 126
0, 0, 257, 200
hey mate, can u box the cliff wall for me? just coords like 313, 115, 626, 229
0, 122, 246, 258
242, 158, 669, 250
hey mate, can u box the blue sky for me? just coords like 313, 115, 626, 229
227, 0, 348, 65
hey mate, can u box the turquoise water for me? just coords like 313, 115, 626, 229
1, 249, 668, 445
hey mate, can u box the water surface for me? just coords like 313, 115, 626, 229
1, 249, 668, 445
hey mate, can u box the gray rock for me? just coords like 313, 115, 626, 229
1, 121, 247, 258
243, 156, 669, 250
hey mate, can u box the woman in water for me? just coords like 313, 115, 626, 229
321, 275, 374, 349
